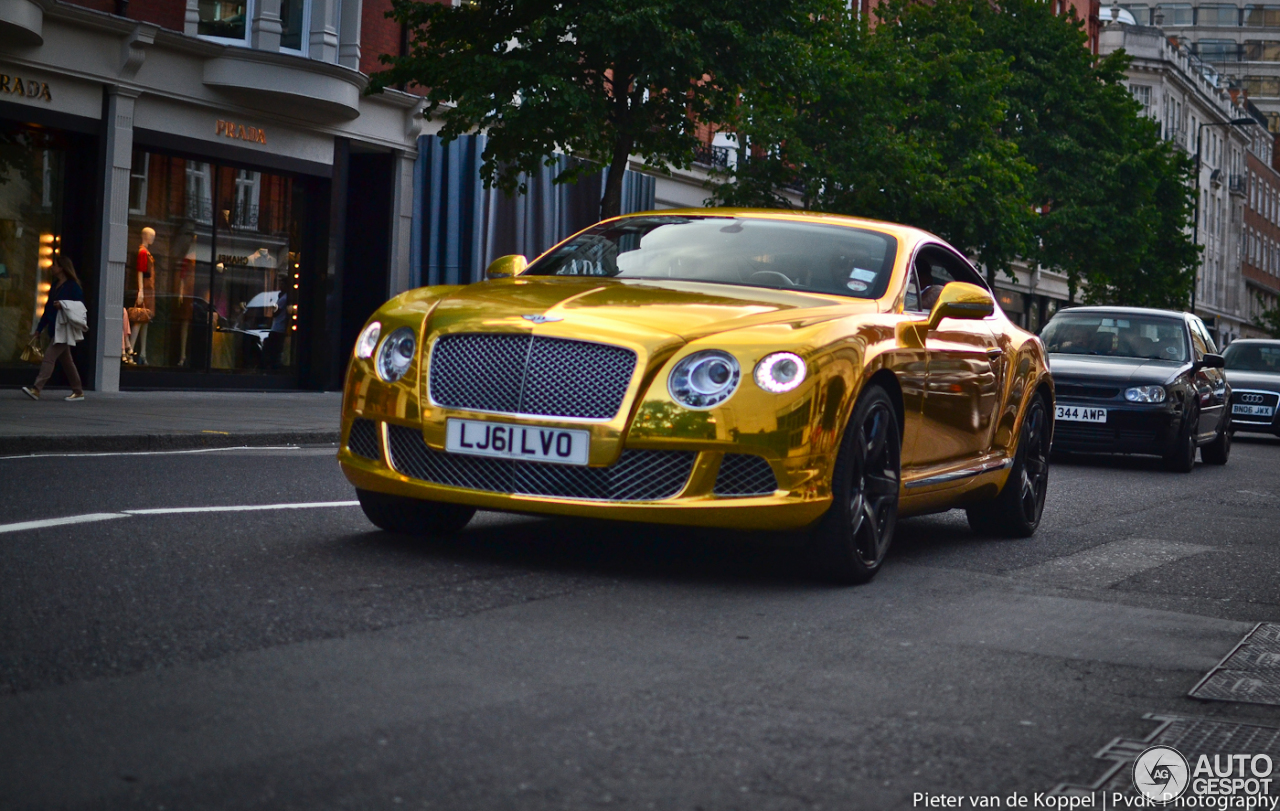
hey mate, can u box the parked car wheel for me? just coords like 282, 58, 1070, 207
357, 488, 476, 536
811, 385, 901, 585
966, 395, 1050, 538
1201, 416, 1231, 465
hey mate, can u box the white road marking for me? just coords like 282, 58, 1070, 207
0, 446, 305, 460
0, 501, 359, 535
0, 513, 130, 535
123, 501, 359, 516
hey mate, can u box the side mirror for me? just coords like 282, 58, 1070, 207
926, 282, 995, 330
1199, 353, 1225, 369
485, 254, 527, 280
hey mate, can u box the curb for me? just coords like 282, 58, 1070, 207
0, 431, 341, 456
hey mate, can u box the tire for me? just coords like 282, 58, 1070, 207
1201, 416, 1231, 465
810, 385, 901, 585
966, 395, 1050, 538
356, 488, 476, 536
1163, 409, 1198, 473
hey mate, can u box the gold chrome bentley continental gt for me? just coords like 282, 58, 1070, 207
339, 210, 1054, 583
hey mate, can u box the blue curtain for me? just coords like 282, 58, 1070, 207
412, 135, 657, 288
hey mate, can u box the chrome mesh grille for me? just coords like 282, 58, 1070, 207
386, 424, 694, 501
428, 333, 636, 419
714, 454, 779, 497
347, 418, 381, 462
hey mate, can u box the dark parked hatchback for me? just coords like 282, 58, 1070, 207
1223, 339, 1280, 436
1040, 307, 1231, 471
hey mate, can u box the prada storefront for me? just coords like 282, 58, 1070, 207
0, 2, 423, 391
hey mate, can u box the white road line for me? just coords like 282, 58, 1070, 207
0, 445, 304, 460
123, 501, 359, 515
0, 501, 360, 535
0, 513, 130, 535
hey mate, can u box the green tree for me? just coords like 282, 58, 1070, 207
969, 0, 1197, 308
713, 0, 1035, 278
1255, 295, 1280, 337
369, 0, 839, 219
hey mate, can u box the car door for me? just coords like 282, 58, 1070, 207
1189, 317, 1227, 438
912, 246, 1002, 470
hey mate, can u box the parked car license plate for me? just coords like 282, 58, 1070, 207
1232, 403, 1275, 417
1055, 405, 1107, 423
445, 418, 590, 465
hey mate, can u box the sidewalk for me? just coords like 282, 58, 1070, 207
0, 389, 343, 455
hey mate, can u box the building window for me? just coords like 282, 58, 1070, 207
1199, 3, 1241, 24
186, 162, 212, 224
1244, 3, 1280, 24
1243, 75, 1280, 95
280, 0, 308, 52
1198, 39, 1241, 60
1130, 84, 1153, 108
1156, 3, 1195, 24
128, 151, 149, 216
1244, 40, 1280, 60
197, 0, 252, 42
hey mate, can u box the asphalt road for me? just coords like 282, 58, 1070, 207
2, 438, 1279, 810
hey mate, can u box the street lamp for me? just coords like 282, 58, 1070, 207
1191, 116, 1257, 313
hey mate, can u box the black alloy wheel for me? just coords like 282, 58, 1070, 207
1201, 415, 1231, 465
967, 395, 1050, 538
811, 385, 901, 584
1163, 407, 1198, 473
357, 488, 477, 536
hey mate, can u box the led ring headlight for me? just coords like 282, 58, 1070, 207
355, 321, 381, 359
376, 327, 417, 382
669, 350, 741, 409
755, 352, 807, 393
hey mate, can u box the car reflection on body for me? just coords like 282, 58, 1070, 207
1041, 306, 1231, 471
1222, 339, 1280, 436
338, 210, 1054, 583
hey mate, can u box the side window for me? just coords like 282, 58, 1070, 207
911, 246, 986, 312
1188, 320, 1208, 360
1194, 319, 1220, 355
904, 258, 923, 312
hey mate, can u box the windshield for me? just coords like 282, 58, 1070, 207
1040, 313, 1188, 362
1223, 342, 1280, 372
525, 216, 899, 299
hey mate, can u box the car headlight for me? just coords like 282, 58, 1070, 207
355, 321, 381, 359
754, 352, 807, 393
1125, 385, 1167, 403
376, 327, 416, 382
668, 350, 741, 409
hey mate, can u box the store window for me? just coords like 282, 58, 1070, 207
198, 0, 251, 42
124, 150, 306, 377
0, 127, 63, 369
1198, 4, 1241, 24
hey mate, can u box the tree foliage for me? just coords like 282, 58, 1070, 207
369, 0, 838, 219
715, 0, 1199, 305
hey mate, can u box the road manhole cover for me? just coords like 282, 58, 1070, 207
1053, 714, 1280, 797
1189, 623, 1280, 706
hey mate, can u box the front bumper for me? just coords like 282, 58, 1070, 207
339, 416, 832, 532
1052, 399, 1180, 455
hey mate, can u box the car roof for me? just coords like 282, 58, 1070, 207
618, 208, 940, 246
1224, 338, 1280, 344
1052, 305, 1190, 321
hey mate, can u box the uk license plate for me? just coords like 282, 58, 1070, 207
1055, 405, 1107, 423
1232, 403, 1275, 417
445, 418, 590, 466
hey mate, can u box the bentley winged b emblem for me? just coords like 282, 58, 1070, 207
521, 314, 563, 324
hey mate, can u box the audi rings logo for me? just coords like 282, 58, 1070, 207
1241, 393, 1266, 404
1133, 745, 1190, 804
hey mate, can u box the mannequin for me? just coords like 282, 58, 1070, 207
128, 226, 156, 365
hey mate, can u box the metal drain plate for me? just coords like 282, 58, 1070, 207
1053, 714, 1280, 796
1189, 623, 1280, 706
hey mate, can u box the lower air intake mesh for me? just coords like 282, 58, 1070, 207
347, 418, 381, 462
714, 454, 779, 497
386, 424, 695, 501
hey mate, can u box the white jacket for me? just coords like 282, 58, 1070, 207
54, 300, 88, 346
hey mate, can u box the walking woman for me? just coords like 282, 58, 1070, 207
23, 255, 87, 401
